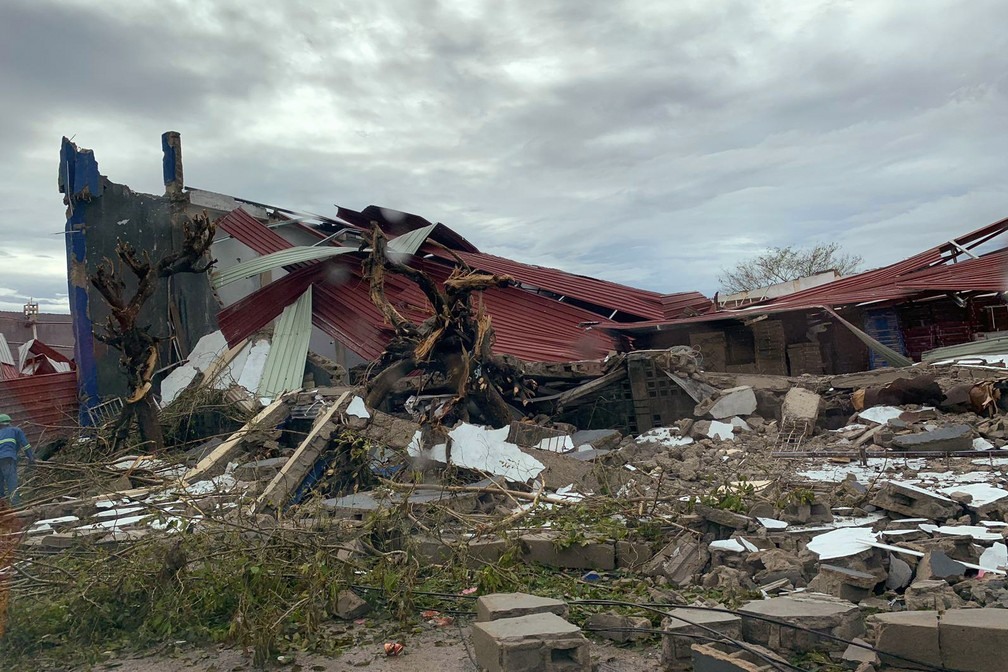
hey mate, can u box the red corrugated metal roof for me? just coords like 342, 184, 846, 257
895, 248, 1008, 292
659, 292, 716, 319
216, 209, 619, 361
434, 250, 670, 321
613, 217, 1008, 333
761, 217, 1008, 310
219, 265, 324, 346
216, 208, 299, 256
0, 371, 78, 447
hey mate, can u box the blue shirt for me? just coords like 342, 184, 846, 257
0, 426, 33, 462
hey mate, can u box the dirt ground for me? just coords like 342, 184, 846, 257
71, 627, 661, 672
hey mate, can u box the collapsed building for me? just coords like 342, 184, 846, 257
5, 131, 1005, 671
57, 133, 1008, 434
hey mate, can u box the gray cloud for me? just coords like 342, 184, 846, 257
2, 0, 1007, 314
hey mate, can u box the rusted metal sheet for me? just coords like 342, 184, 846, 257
896, 248, 1008, 292
437, 250, 669, 321
215, 209, 619, 362
617, 217, 1008, 334
0, 371, 79, 447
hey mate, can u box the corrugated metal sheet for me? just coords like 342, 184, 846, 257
335, 205, 480, 253
216, 214, 618, 361
895, 248, 1008, 292
257, 287, 313, 399
0, 333, 13, 366
212, 245, 358, 289
387, 223, 439, 256
216, 208, 298, 256
0, 311, 75, 360
659, 292, 716, 319
616, 218, 1008, 333
219, 265, 324, 347
0, 371, 78, 447
434, 250, 669, 321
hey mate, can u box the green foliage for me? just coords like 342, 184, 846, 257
692, 479, 756, 513
2, 527, 349, 669
791, 651, 847, 672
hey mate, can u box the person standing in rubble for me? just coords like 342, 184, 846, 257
0, 414, 35, 506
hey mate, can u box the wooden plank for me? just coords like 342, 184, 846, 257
256, 391, 351, 513
183, 394, 292, 483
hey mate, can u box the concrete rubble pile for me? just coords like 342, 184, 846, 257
9, 341, 1008, 671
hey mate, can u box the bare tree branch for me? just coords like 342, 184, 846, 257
718, 242, 862, 294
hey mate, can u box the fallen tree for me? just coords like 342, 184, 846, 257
89, 212, 216, 451
362, 226, 537, 427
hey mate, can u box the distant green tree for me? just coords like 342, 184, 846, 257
719, 242, 863, 294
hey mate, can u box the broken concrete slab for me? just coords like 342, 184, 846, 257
904, 579, 966, 611
939, 608, 1008, 672
475, 593, 569, 622
520, 533, 615, 571
232, 457, 288, 482
585, 613, 651, 643
471, 612, 591, 672
695, 504, 752, 530
886, 555, 913, 590
690, 642, 788, 672
644, 534, 706, 586
615, 540, 653, 569
916, 550, 968, 583
738, 593, 864, 653
872, 610, 942, 670
842, 638, 879, 667
892, 424, 973, 452
706, 386, 757, 420
870, 481, 962, 520
333, 590, 370, 620
661, 608, 742, 671
808, 564, 881, 603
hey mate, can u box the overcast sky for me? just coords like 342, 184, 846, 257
2, 0, 1007, 313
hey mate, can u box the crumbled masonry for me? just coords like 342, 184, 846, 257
5, 339, 1008, 671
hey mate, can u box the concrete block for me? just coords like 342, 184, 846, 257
507, 422, 571, 451
886, 555, 913, 590
808, 564, 881, 603
939, 608, 1008, 672
904, 579, 966, 611
782, 387, 821, 422
644, 534, 706, 586
871, 610, 941, 670
616, 540, 654, 569
233, 457, 288, 482
694, 503, 752, 530
476, 593, 569, 622
892, 424, 973, 452
690, 642, 787, 672
585, 613, 651, 643
334, 590, 370, 620
520, 533, 615, 570
870, 482, 962, 520
471, 612, 591, 672
738, 593, 864, 654
707, 386, 758, 420
662, 608, 742, 670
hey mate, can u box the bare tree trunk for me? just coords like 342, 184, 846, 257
90, 212, 216, 452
